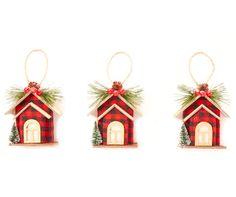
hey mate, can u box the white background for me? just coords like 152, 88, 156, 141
0, 0, 236, 197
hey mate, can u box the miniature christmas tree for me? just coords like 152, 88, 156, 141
179, 123, 191, 147
9, 122, 20, 144
92, 121, 102, 145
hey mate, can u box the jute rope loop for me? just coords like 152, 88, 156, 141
24, 49, 48, 85
188, 51, 215, 86
107, 51, 133, 84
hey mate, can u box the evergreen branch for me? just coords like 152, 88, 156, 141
40, 88, 63, 106
122, 87, 143, 108
88, 83, 110, 107
6, 87, 26, 104
176, 85, 195, 107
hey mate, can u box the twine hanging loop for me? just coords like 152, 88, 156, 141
188, 51, 215, 86
24, 49, 48, 85
107, 51, 133, 84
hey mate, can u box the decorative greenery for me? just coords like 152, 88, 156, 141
177, 85, 195, 107
7, 86, 62, 106
92, 121, 102, 145
210, 83, 228, 106
9, 122, 20, 144
7, 87, 26, 104
88, 81, 143, 108
88, 81, 110, 108
177, 83, 228, 107
179, 123, 191, 147
40, 88, 63, 106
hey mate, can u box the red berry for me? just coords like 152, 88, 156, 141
200, 91, 206, 97
194, 90, 200, 96
31, 88, 37, 93
36, 89, 42, 96
207, 91, 212, 97
107, 88, 114, 94
24, 87, 30, 93
120, 89, 126, 95
113, 90, 119, 96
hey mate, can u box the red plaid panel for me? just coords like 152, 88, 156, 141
98, 107, 134, 145
98, 96, 133, 117
183, 97, 220, 119
15, 93, 54, 143
185, 108, 220, 146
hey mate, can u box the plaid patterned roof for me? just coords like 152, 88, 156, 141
98, 95, 134, 117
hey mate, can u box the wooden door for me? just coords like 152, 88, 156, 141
107, 121, 124, 145
195, 122, 213, 146
24, 119, 41, 143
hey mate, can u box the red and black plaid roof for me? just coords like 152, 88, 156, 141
183, 97, 220, 119
98, 96, 134, 117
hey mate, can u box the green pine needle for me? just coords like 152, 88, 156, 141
40, 88, 63, 106
177, 83, 229, 108
6, 87, 26, 104
88, 82, 143, 108
88, 82, 110, 107
122, 87, 143, 108
176, 85, 195, 107
6, 86, 62, 107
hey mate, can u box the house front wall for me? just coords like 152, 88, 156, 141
98, 108, 133, 145
16, 105, 54, 143
184, 108, 220, 146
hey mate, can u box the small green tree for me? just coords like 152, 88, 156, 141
179, 123, 191, 147
9, 122, 20, 144
92, 121, 102, 145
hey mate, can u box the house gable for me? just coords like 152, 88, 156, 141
15, 102, 51, 119
5, 92, 61, 115
98, 104, 134, 121
183, 97, 220, 118
97, 95, 134, 117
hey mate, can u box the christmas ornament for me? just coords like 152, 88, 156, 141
176, 52, 229, 148
89, 52, 143, 147
5, 49, 62, 145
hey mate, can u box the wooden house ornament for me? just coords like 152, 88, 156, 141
6, 49, 62, 145
177, 52, 229, 148
89, 52, 142, 147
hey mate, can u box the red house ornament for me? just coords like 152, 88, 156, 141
6, 49, 62, 145
176, 52, 229, 148
89, 52, 143, 147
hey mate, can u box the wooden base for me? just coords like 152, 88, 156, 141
180, 145, 226, 149
9, 141, 58, 147
93, 143, 138, 148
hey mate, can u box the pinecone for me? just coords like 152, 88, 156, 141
112, 81, 123, 90
28, 82, 40, 90
198, 83, 209, 92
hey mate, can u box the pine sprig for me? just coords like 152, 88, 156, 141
177, 83, 228, 108
211, 83, 229, 106
176, 85, 195, 107
88, 82, 110, 107
6, 86, 62, 106
40, 88, 63, 106
88, 82, 143, 108
122, 87, 143, 108
6, 87, 26, 104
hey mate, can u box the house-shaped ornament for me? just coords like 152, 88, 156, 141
90, 93, 138, 147
6, 91, 61, 144
176, 95, 229, 148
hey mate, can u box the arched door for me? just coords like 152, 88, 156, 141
195, 122, 213, 146
107, 121, 124, 145
24, 119, 41, 143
